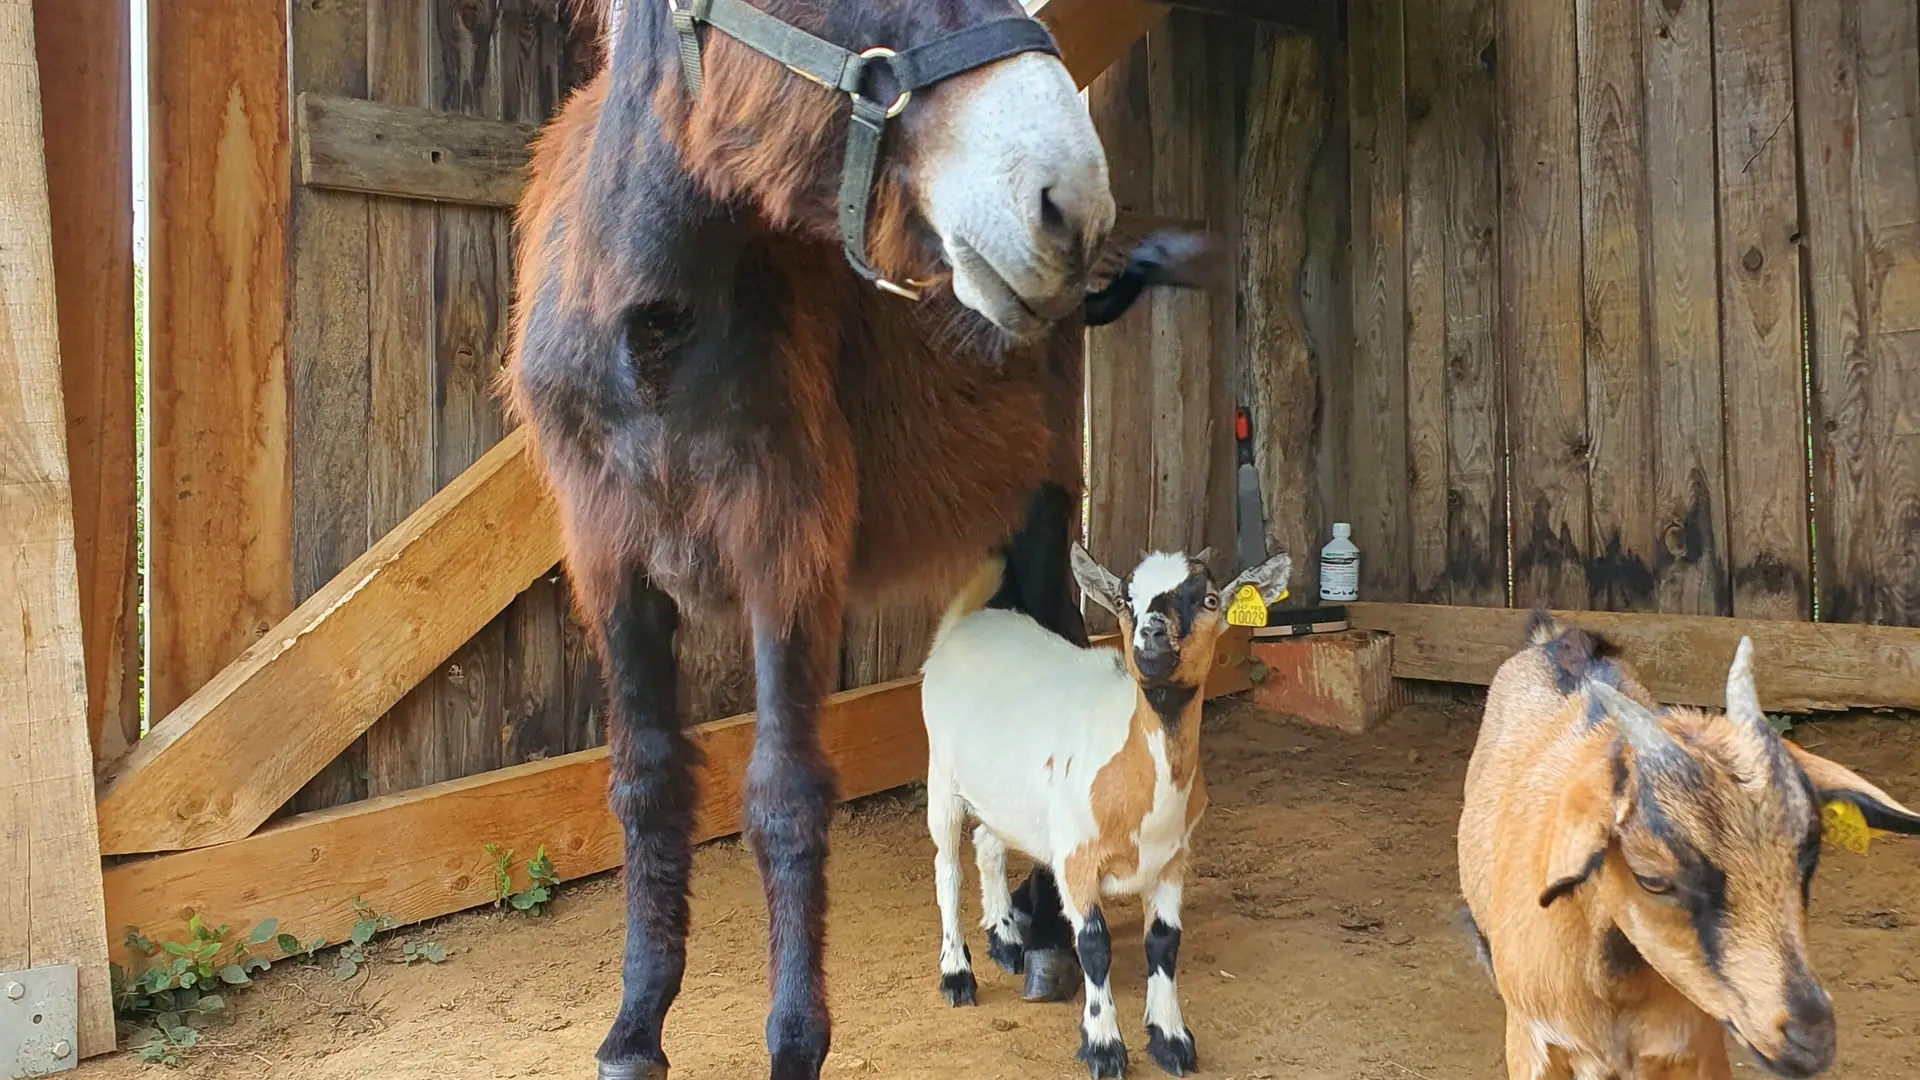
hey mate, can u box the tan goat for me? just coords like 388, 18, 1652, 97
1459, 614, 1920, 1080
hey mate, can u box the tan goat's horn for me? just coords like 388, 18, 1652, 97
1725, 636, 1769, 731
1590, 680, 1675, 760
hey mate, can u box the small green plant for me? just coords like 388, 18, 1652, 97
332, 897, 399, 981
401, 940, 449, 966
114, 915, 299, 1062
485, 844, 564, 915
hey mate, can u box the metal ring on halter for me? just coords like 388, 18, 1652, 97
856, 47, 912, 119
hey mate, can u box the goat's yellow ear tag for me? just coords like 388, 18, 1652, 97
1225, 585, 1275, 627
1822, 799, 1871, 855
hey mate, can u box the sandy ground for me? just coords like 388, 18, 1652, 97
83, 698, 1920, 1079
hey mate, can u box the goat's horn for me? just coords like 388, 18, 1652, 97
1590, 681, 1675, 761
1725, 636, 1768, 730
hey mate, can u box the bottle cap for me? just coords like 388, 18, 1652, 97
1332, 523, 1351, 539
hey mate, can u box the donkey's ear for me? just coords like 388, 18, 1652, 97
1222, 551, 1293, 607
1071, 543, 1125, 619
1785, 742, 1920, 835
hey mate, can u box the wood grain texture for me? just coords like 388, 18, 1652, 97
1498, 0, 1589, 608
31, 0, 140, 769
1239, 28, 1329, 599
102, 637, 1252, 968
146, 0, 293, 719
94, 432, 563, 855
0, 0, 115, 1049
1436, 0, 1503, 607
297, 92, 539, 207
1086, 38, 1155, 632
1402, 0, 1449, 602
286, 0, 374, 813
1348, 602, 1920, 712
1575, 0, 1654, 613
1799, 0, 1920, 627
1346, 0, 1410, 600
1643, 0, 1728, 616
1712, 0, 1808, 620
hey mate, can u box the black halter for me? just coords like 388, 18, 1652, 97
666, 0, 1062, 300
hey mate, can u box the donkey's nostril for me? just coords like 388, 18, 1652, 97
1039, 186, 1067, 235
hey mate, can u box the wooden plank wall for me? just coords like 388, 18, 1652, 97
1088, 11, 1286, 616
1339, 0, 1920, 629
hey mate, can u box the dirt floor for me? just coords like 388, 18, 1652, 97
83, 698, 1920, 1079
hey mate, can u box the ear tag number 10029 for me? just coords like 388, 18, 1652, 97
1226, 584, 1284, 628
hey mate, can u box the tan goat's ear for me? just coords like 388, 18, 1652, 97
1539, 753, 1620, 907
1785, 742, 1920, 835
1071, 543, 1125, 619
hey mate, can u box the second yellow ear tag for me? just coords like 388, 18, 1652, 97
1225, 585, 1274, 627
1822, 799, 1871, 855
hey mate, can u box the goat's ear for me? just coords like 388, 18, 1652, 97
1222, 551, 1294, 607
1784, 742, 1920, 835
1540, 751, 1621, 907
1071, 543, 1125, 619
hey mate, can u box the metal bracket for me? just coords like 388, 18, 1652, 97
1, 966, 78, 1078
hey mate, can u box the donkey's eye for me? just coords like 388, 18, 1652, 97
1203, 593, 1220, 611
1634, 874, 1674, 896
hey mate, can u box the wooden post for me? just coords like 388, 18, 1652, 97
0, 0, 115, 1055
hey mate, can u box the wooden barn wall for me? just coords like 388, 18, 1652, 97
1087, 12, 1339, 621
1340, 0, 1920, 626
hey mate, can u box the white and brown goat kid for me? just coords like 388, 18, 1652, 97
1459, 616, 1920, 1080
919, 545, 1291, 1078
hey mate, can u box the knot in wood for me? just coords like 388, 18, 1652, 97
1742, 246, 1765, 273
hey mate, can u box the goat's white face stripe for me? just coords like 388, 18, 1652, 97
1127, 552, 1195, 647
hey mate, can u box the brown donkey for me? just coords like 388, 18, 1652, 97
505, 3, 1203, 1078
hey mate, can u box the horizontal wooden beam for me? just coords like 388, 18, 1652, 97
297, 91, 537, 208
95, 430, 562, 855
1347, 603, 1920, 712
103, 637, 1250, 967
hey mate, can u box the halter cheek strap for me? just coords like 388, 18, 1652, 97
666, 0, 1062, 299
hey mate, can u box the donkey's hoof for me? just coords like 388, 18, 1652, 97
598, 1060, 668, 1080
987, 929, 1026, 976
1021, 948, 1082, 1002
1077, 1035, 1129, 1079
1146, 1025, 1197, 1076
941, 969, 979, 1007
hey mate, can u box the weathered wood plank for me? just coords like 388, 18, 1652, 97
147, 0, 293, 719
1347, 0, 1410, 600
1713, 0, 1808, 620
1576, 0, 1654, 612
360, 0, 445, 801
297, 92, 539, 208
1402, 0, 1449, 602
1086, 38, 1155, 632
1240, 28, 1329, 599
1348, 602, 1920, 713
94, 432, 563, 855
1498, 0, 1588, 608
102, 633, 1252, 967
286, 0, 373, 814
1437, 0, 1503, 607
31, 0, 140, 769
1643, 0, 1728, 615
0, 0, 115, 1049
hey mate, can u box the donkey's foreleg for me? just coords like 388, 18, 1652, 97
747, 597, 843, 1080
595, 572, 692, 1080
993, 482, 1085, 1001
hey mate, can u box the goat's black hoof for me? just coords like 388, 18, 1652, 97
598, 1060, 668, 1080
1146, 1025, 1197, 1076
768, 1048, 827, 1080
941, 969, 978, 1007
1022, 948, 1081, 1002
1077, 1035, 1129, 1079
987, 929, 1026, 975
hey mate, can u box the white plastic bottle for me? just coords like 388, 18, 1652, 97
1320, 523, 1360, 602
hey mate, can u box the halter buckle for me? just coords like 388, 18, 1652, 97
854, 47, 911, 119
